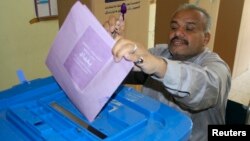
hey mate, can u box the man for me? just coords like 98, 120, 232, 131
104, 3, 231, 141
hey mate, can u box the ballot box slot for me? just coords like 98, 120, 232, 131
50, 102, 107, 139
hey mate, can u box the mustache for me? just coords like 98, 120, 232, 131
170, 36, 189, 45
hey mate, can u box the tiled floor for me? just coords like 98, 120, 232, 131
228, 70, 250, 106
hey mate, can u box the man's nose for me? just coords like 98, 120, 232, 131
174, 28, 185, 37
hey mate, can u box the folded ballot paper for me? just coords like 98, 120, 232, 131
46, 1, 133, 122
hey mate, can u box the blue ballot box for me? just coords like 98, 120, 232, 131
0, 76, 192, 141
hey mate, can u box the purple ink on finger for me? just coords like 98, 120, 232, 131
120, 3, 127, 21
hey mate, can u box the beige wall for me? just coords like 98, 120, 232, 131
232, 0, 250, 78
0, 1, 58, 90
148, 0, 157, 48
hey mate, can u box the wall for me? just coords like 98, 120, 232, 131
57, 0, 91, 27
147, 0, 156, 48
0, 1, 58, 90
233, 0, 250, 78
213, 0, 244, 73
154, 0, 188, 45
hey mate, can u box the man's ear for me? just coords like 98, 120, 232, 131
203, 32, 211, 45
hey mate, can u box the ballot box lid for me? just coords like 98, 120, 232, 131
0, 76, 192, 141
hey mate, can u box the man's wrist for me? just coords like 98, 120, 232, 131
153, 57, 167, 78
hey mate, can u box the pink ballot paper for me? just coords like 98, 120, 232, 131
45, 1, 133, 122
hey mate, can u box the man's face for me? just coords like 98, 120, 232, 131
169, 9, 210, 60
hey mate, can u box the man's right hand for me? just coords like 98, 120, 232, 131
103, 14, 125, 38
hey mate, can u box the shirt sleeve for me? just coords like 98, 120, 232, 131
154, 57, 231, 111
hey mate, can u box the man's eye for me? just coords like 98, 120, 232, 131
171, 27, 176, 30
186, 26, 195, 31
170, 25, 178, 30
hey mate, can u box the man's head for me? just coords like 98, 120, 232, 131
168, 3, 211, 60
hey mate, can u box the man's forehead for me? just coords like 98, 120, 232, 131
171, 9, 204, 25
172, 9, 203, 20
